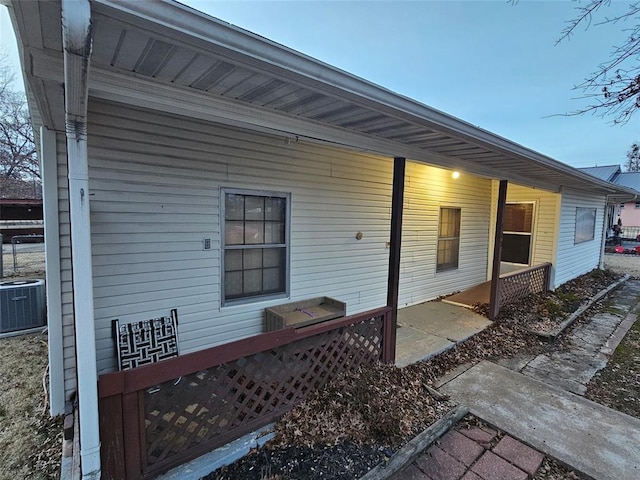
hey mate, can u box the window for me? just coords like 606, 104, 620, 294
437, 207, 461, 272
222, 189, 289, 305
620, 203, 625, 209
635, 202, 640, 209
502, 203, 534, 265
574, 207, 596, 244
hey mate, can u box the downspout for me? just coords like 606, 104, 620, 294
599, 195, 612, 270
61, 1, 100, 478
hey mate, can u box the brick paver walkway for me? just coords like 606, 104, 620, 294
395, 425, 544, 480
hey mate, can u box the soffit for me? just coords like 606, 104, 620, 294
10, 0, 638, 197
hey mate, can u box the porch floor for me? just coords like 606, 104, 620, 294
395, 301, 492, 367
441, 281, 491, 307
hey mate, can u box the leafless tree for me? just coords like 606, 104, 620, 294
625, 142, 640, 171
0, 57, 39, 183
557, 0, 640, 124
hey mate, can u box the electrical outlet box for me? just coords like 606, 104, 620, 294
203, 238, 211, 250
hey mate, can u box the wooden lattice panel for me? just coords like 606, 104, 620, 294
500, 264, 549, 306
143, 315, 384, 469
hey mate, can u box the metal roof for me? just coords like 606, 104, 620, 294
5, 0, 638, 197
612, 172, 640, 190
577, 165, 621, 182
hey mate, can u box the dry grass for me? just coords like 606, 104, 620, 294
0, 333, 62, 480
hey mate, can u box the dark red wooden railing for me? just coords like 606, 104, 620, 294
98, 306, 393, 479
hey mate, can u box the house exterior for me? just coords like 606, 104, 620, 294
579, 165, 640, 236
5, 1, 637, 478
0, 178, 43, 241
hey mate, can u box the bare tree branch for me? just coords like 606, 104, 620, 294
557, 1, 640, 124
0, 55, 40, 186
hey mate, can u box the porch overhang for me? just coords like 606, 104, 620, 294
5, 0, 638, 198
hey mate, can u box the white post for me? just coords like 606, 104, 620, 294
61, 1, 101, 478
40, 126, 65, 416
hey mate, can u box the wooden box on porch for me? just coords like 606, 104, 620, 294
265, 297, 346, 331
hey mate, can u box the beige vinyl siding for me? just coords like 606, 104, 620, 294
488, 181, 561, 280
87, 99, 395, 373
554, 189, 606, 288
398, 165, 492, 307
506, 183, 560, 266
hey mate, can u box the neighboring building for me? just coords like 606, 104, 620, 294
0, 177, 44, 241
578, 165, 640, 232
5, 1, 637, 478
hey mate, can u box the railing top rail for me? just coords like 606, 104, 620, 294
99, 305, 392, 397
500, 262, 551, 280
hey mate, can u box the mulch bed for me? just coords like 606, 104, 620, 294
207, 363, 454, 480
492, 269, 620, 334
205, 269, 621, 480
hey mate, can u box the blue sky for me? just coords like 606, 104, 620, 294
2, 1, 638, 168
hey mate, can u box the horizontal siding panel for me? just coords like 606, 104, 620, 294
399, 162, 492, 306
87, 100, 396, 373
554, 189, 605, 287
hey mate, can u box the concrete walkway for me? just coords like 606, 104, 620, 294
439, 361, 640, 480
497, 279, 640, 395
396, 302, 491, 367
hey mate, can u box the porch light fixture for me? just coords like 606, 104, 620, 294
452, 171, 460, 179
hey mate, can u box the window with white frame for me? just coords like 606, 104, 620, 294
502, 202, 534, 265
222, 189, 289, 305
437, 207, 461, 272
574, 207, 596, 244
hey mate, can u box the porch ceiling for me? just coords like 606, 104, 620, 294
7, 0, 638, 197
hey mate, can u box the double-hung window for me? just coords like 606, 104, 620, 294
437, 207, 461, 272
502, 202, 534, 265
222, 189, 289, 305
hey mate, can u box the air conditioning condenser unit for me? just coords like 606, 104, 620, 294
0, 279, 46, 337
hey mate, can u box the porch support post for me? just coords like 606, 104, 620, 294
386, 156, 406, 363
62, 1, 101, 478
489, 179, 508, 320
41, 126, 65, 416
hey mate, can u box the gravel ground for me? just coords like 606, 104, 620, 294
603, 252, 640, 276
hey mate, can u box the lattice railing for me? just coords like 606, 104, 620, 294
499, 262, 551, 306
98, 306, 393, 479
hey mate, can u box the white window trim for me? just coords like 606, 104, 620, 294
220, 187, 291, 307
436, 206, 461, 273
574, 207, 596, 245
502, 201, 536, 267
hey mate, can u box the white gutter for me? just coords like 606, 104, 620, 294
61, 1, 100, 478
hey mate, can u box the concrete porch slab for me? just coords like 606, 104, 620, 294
395, 302, 491, 368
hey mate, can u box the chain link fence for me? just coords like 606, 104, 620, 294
1, 234, 46, 278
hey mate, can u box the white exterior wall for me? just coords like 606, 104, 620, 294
554, 188, 606, 288
69, 100, 502, 376
86, 100, 397, 373
398, 165, 492, 307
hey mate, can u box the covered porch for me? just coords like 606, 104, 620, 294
6, 1, 638, 479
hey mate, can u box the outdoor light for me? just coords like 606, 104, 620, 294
452, 171, 460, 179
